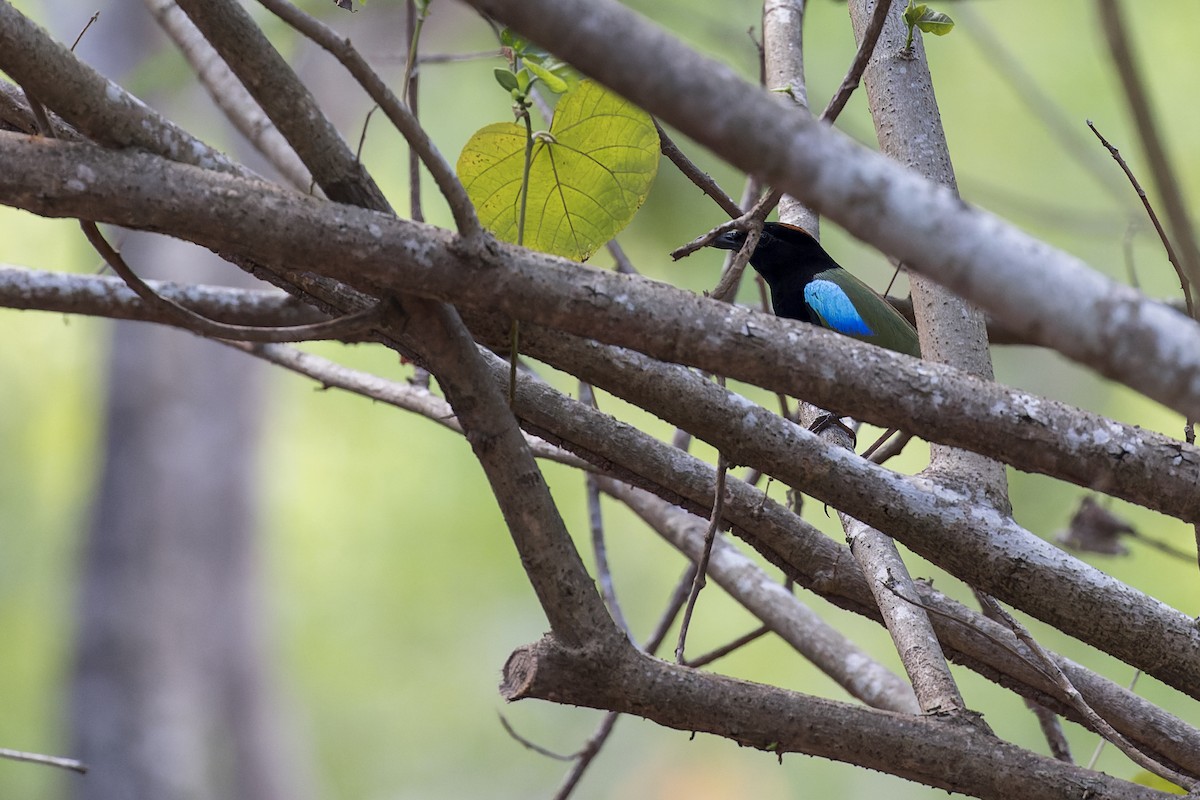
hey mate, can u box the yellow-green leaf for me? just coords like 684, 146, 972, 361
916, 10, 954, 36
525, 60, 568, 94
456, 80, 659, 261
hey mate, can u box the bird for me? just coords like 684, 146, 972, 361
710, 222, 921, 358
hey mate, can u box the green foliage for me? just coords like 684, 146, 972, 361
903, 0, 954, 51
457, 80, 659, 261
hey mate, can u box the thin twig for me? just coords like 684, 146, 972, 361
549, 713, 619, 800
399, 0, 428, 103
866, 430, 912, 464
1086, 119, 1200, 560
605, 239, 638, 275
69, 11, 100, 52
354, 104, 380, 164
655, 119, 742, 219
819, 0, 888, 123
977, 595, 1073, 762
224, 340, 591, 468
81, 221, 385, 342
0, 747, 87, 774
1087, 671, 1140, 771
1086, 120, 1193, 316
708, 222, 762, 303
977, 593, 1195, 791
581, 383, 632, 639
417, 49, 503, 65
859, 427, 898, 460
498, 713, 576, 761
647, 565, 699, 654
675, 453, 728, 663
405, 0, 425, 222
1097, 0, 1200, 298
685, 625, 770, 669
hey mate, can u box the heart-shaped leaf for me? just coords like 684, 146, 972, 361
457, 80, 659, 261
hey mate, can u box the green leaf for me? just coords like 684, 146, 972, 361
915, 10, 954, 36
456, 80, 660, 261
903, 2, 928, 29
493, 68, 519, 93
525, 60, 568, 94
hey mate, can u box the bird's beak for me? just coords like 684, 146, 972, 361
711, 230, 745, 252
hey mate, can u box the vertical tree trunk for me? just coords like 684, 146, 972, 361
70, 233, 306, 800
63, 3, 308, 798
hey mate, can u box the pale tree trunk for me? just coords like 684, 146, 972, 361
63, 3, 307, 798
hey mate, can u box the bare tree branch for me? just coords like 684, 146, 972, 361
0, 2, 255, 177
502, 639, 1175, 800
4, 136, 1200, 527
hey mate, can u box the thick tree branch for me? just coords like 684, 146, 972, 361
4, 136, 1198, 529
501, 639, 1175, 800
173, 0, 387, 208
21, 265, 1194, 768
0, 2, 254, 178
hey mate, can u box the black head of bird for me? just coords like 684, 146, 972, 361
710, 221, 920, 358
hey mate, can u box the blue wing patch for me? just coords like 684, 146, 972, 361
804, 279, 875, 336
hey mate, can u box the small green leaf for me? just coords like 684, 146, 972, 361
915, 10, 954, 36
493, 68, 519, 93
516, 68, 531, 94
903, 2, 928, 29
902, 1, 952, 49
526, 60, 568, 94
457, 80, 660, 261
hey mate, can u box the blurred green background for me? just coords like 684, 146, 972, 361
2, 0, 1199, 797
